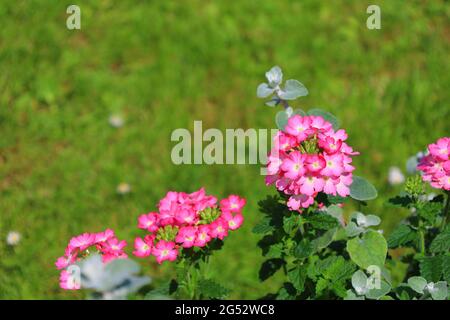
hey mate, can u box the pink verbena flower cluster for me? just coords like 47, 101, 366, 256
133, 188, 245, 264
55, 229, 127, 290
265, 115, 359, 211
417, 137, 450, 191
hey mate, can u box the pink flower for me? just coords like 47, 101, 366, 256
285, 115, 312, 142
222, 212, 244, 231
133, 237, 153, 257
287, 194, 314, 211
68, 233, 96, 251
220, 195, 246, 214
305, 154, 326, 173
175, 226, 197, 248
194, 225, 212, 247
265, 115, 358, 211
94, 229, 115, 243
418, 137, 450, 191
209, 218, 229, 240
59, 270, 80, 290
138, 212, 159, 232
152, 240, 179, 264
281, 151, 305, 179
175, 208, 197, 225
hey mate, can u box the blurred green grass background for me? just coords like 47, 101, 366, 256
0, 0, 449, 299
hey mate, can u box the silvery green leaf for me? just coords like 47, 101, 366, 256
265, 98, 279, 107
285, 106, 293, 117
275, 110, 289, 131
406, 155, 419, 174
257, 83, 275, 98
429, 281, 448, 300
365, 215, 381, 227
407, 276, 427, 294
292, 108, 307, 116
265, 66, 283, 87
349, 175, 378, 201
326, 205, 343, 222
344, 289, 365, 300
366, 280, 391, 300
345, 221, 365, 237
352, 270, 369, 295
278, 79, 308, 100
355, 212, 368, 227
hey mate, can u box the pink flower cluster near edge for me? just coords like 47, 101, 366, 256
55, 229, 127, 289
418, 137, 450, 190
134, 188, 245, 264
266, 114, 359, 212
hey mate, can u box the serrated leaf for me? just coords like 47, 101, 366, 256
294, 239, 314, 259
198, 279, 230, 299
420, 256, 443, 282
252, 218, 275, 234
266, 243, 284, 258
407, 276, 427, 294
259, 259, 285, 281
305, 212, 339, 230
276, 282, 297, 300
387, 224, 417, 249
257, 83, 275, 98
430, 229, 450, 253
288, 265, 308, 293
278, 79, 308, 100
283, 214, 300, 234
307, 108, 339, 130
350, 176, 378, 201
443, 256, 450, 283
346, 230, 387, 269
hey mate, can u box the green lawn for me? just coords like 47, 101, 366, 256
0, 0, 448, 299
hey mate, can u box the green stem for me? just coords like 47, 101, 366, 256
441, 191, 450, 230
419, 229, 426, 255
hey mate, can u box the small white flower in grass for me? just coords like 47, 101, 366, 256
117, 183, 131, 195
388, 166, 405, 185
6, 231, 21, 246
108, 115, 124, 128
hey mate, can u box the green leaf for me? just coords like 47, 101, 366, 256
305, 212, 339, 230
430, 229, 450, 253
288, 265, 308, 293
345, 222, 365, 237
257, 83, 274, 98
265, 66, 283, 87
365, 280, 392, 300
349, 176, 378, 201
407, 276, 427, 294
307, 108, 339, 130
283, 214, 300, 234
344, 289, 365, 300
198, 279, 230, 299
266, 243, 284, 258
144, 280, 178, 299
387, 194, 413, 208
276, 282, 297, 300
278, 79, 308, 100
429, 281, 448, 300
259, 259, 285, 281
292, 108, 306, 116
326, 205, 344, 222
443, 256, 450, 283
252, 218, 275, 234
419, 256, 443, 282
387, 224, 417, 249
275, 110, 289, 131
351, 270, 368, 295
294, 239, 314, 259
311, 228, 337, 251
346, 230, 387, 269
